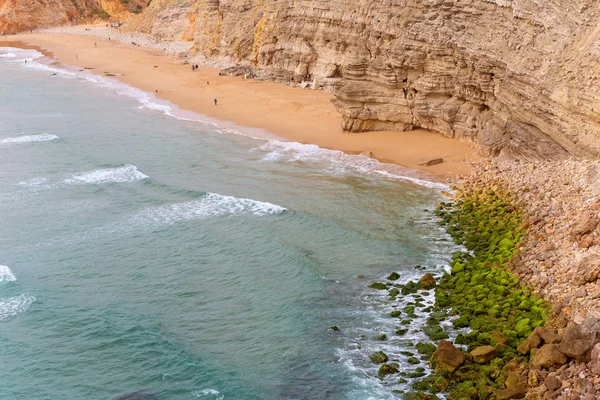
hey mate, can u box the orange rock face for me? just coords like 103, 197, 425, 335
0, 0, 132, 34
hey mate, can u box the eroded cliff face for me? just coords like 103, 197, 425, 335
98, 1, 600, 158
0, 0, 131, 34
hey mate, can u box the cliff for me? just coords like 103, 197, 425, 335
120, 0, 600, 160
0, 0, 132, 34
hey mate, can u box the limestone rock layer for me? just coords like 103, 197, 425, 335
122, 0, 600, 159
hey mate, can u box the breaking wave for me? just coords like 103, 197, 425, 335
0, 133, 59, 145
63, 165, 150, 185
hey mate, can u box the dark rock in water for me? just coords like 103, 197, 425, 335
396, 329, 408, 336
113, 390, 155, 400
378, 363, 399, 378
329, 325, 340, 332
376, 333, 387, 341
369, 351, 389, 364
387, 271, 400, 281
390, 310, 401, 318
388, 288, 400, 297
369, 282, 387, 290
407, 356, 420, 365
418, 273, 436, 289
430, 340, 465, 373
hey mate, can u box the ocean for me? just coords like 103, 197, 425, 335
0, 47, 456, 400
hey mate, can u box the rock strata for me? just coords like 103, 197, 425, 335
119, 0, 600, 160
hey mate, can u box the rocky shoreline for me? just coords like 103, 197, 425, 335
366, 159, 600, 399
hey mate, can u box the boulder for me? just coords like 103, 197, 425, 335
369, 282, 387, 290
369, 351, 389, 364
517, 330, 542, 355
557, 319, 600, 362
418, 273, 436, 289
532, 344, 568, 369
387, 271, 400, 281
430, 340, 465, 373
573, 254, 600, 286
470, 345, 497, 364
534, 327, 559, 344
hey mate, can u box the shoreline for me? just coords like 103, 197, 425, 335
0, 28, 482, 182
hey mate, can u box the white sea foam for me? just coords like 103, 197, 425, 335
132, 193, 286, 225
191, 389, 224, 399
257, 140, 450, 190
0, 48, 43, 63
64, 165, 149, 185
0, 265, 16, 282
0, 294, 36, 321
0, 133, 59, 145
18, 177, 50, 188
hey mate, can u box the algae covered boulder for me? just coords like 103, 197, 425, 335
418, 273, 436, 290
416, 342, 437, 358
378, 363, 399, 378
430, 340, 465, 373
369, 351, 389, 364
387, 271, 400, 281
369, 282, 387, 290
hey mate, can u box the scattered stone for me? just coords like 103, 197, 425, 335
329, 325, 340, 332
430, 340, 465, 373
369, 351, 389, 364
470, 345, 497, 363
376, 333, 387, 341
573, 287, 587, 298
545, 374, 561, 391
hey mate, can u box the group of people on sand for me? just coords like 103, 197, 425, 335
191, 64, 200, 71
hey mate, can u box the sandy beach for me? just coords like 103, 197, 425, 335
0, 29, 481, 179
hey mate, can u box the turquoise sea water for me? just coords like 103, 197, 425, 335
0, 48, 455, 400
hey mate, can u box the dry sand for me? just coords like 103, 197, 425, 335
0, 31, 482, 179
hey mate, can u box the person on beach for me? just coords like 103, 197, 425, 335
94, 42, 97, 47
207, 81, 209, 85
214, 98, 218, 106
